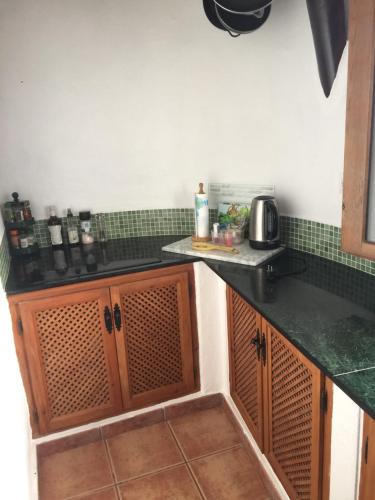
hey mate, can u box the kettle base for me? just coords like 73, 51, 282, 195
249, 239, 280, 250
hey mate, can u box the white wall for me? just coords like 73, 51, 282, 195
0, 0, 347, 225
0, 224, 34, 499
0, 289, 34, 499
329, 384, 362, 500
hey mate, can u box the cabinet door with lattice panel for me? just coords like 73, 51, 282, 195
18, 288, 123, 434
111, 271, 195, 409
227, 287, 264, 449
265, 322, 324, 500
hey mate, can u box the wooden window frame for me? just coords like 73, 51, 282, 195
342, 0, 375, 259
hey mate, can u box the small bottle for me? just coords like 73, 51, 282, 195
79, 211, 91, 233
67, 209, 79, 246
96, 213, 107, 243
79, 211, 94, 245
47, 206, 63, 247
27, 232, 35, 247
19, 233, 29, 249
9, 229, 20, 248
53, 248, 68, 275
211, 223, 220, 244
22, 200, 32, 220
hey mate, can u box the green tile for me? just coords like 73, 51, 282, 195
280, 215, 375, 277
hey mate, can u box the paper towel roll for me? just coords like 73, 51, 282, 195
195, 183, 209, 238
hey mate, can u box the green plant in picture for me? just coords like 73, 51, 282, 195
218, 203, 250, 226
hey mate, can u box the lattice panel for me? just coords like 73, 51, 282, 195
36, 300, 111, 418
231, 291, 259, 426
270, 330, 313, 499
122, 283, 183, 395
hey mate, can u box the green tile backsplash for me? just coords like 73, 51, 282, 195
280, 216, 375, 275
2, 209, 375, 283
33, 209, 218, 248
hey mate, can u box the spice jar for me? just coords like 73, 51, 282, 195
22, 200, 32, 220
9, 229, 20, 248
27, 232, 35, 246
79, 211, 92, 233
19, 233, 29, 249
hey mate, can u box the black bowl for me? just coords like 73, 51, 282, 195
203, 0, 271, 34
214, 0, 272, 14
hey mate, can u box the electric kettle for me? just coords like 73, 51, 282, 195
249, 196, 280, 249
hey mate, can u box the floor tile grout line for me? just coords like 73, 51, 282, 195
185, 461, 207, 500
114, 462, 186, 487
167, 420, 189, 463
103, 436, 119, 485
187, 443, 243, 464
165, 419, 208, 498
115, 484, 121, 500
64, 484, 117, 500
335, 365, 375, 377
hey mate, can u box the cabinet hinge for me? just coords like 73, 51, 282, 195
364, 436, 369, 464
320, 389, 328, 413
18, 318, 23, 336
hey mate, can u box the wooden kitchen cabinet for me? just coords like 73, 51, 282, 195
16, 287, 123, 435
227, 287, 264, 449
9, 264, 198, 436
359, 413, 375, 500
227, 287, 329, 500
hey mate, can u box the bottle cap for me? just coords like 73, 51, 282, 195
79, 211, 91, 220
48, 205, 57, 217
198, 183, 205, 195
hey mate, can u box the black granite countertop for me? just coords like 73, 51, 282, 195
204, 252, 375, 419
5, 236, 375, 419
5, 236, 199, 294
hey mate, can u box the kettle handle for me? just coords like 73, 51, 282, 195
265, 201, 278, 240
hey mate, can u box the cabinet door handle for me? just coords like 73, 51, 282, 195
114, 303, 122, 331
250, 328, 261, 361
261, 333, 267, 366
104, 306, 113, 334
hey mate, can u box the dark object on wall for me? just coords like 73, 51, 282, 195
203, 0, 272, 36
306, 0, 348, 97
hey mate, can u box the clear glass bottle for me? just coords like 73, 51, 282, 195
79, 211, 94, 244
47, 206, 63, 247
53, 247, 68, 275
96, 213, 107, 243
66, 208, 79, 246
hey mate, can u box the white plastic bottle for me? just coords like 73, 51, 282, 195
195, 183, 209, 238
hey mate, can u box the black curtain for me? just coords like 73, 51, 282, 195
306, 0, 348, 97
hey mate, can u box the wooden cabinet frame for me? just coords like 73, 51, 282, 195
342, 0, 375, 259
9, 264, 199, 436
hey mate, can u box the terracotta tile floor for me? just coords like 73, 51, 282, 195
38, 405, 277, 499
